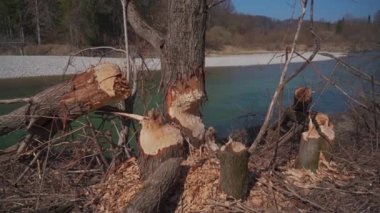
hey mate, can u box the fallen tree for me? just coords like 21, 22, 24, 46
0, 63, 130, 141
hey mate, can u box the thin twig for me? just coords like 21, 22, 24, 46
0, 97, 33, 104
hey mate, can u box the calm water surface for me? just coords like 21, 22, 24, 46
1, 52, 379, 145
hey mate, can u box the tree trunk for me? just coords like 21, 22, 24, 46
162, 0, 208, 147
280, 87, 312, 132
126, 0, 207, 147
137, 110, 185, 180
124, 157, 182, 213
0, 63, 130, 140
295, 113, 335, 172
35, 0, 41, 45
218, 140, 249, 200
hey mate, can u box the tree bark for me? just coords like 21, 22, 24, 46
0, 63, 130, 140
295, 113, 335, 172
35, 0, 41, 45
162, 0, 208, 147
124, 157, 182, 213
218, 140, 249, 200
280, 87, 312, 132
126, 0, 208, 147
137, 110, 185, 180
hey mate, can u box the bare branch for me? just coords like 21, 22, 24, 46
208, 0, 227, 9
127, 1, 165, 52
249, 0, 308, 154
0, 97, 33, 104
319, 52, 380, 86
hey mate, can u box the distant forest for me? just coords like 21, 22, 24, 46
1, 0, 380, 55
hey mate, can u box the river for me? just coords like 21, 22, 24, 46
0, 51, 379, 146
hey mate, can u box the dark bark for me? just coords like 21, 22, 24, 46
124, 157, 182, 213
218, 141, 249, 200
162, 0, 208, 147
295, 130, 322, 172
0, 63, 130, 140
126, 0, 208, 147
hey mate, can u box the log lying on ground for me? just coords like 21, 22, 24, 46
124, 157, 182, 213
0, 63, 130, 139
166, 69, 206, 147
295, 113, 335, 172
137, 110, 185, 180
218, 140, 249, 200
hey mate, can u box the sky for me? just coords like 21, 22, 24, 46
233, 0, 380, 22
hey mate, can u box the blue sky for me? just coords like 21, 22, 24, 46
233, 0, 380, 22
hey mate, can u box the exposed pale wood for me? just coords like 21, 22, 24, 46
295, 113, 335, 172
218, 140, 249, 200
124, 157, 182, 213
137, 110, 184, 180
166, 71, 206, 147
313, 113, 335, 162
0, 63, 130, 140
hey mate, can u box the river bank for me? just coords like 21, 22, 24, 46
0, 52, 346, 79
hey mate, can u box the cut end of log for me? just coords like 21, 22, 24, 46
60, 62, 130, 116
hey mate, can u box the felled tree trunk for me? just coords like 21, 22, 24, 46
218, 140, 249, 200
0, 63, 130, 140
137, 110, 185, 180
295, 113, 335, 172
124, 157, 182, 213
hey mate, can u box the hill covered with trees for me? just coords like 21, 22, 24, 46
1, 0, 380, 55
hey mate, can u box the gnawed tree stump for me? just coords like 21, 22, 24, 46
295, 113, 335, 172
0, 63, 130, 141
124, 157, 182, 213
312, 113, 335, 162
166, 69, 206, 147
280, 87, 312, 132
218, 140, 249, 200
137, 110, 185, 180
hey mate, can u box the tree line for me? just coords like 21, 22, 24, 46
1, 0, 379, 53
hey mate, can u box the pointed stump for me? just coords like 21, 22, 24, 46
295, 113, 335, 172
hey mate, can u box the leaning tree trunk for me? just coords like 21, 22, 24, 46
0, 63, 130, 141
162, 0, 208, 147
295, 113, 335, 172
